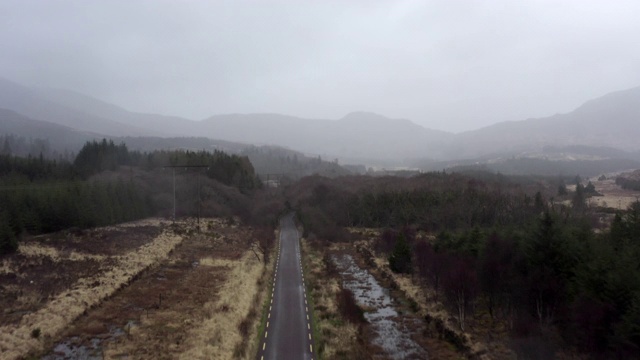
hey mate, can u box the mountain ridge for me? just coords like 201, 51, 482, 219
1, 76, 640, 164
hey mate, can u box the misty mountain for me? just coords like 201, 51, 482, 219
32, 87, 199, 136
450, 86, 640, 159
3, 76, 640, 168
4, 78, 451, 162
0, 105, 353, 177
0, 108, 97, 154
0, 77, 155, 136
199, 111, 453, 162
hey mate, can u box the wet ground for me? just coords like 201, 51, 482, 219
38, 230, 241, 359
332, 253, 428, 360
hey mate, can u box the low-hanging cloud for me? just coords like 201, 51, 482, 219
1, 0, 639, 132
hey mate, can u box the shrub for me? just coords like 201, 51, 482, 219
337, 288, 365, 324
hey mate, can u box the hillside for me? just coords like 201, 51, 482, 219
450, 86, 640, 158
33, 87, 199, 136
199, 111, 453, 161
0, 78, 154, 136
3, 77, 452, 162
2, 76, 640, 167
0, 108, 98, 157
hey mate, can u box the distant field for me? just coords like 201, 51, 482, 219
589, 174, 640, 210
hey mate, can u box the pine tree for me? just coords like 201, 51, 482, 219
389, 233, 412, 274
0, 212, 18, 255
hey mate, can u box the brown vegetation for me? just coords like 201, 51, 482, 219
300, 238, 371, 359
0, 217, 266, 360
353, 233, 516, 360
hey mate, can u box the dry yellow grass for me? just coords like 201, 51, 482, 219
198, 257, 238, 268
582, 177, 640, 210
18, 243, 108, 262
301, 239, 361, 358
0, 257, 14, 275
0, 220, 187, 360
178, 251, 265, 360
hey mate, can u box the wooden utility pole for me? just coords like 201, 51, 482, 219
163, 165, 208, 223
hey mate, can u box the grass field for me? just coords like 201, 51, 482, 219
0, 217, 262, 360
588, 175, 640, 210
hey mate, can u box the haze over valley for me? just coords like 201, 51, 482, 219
3, 2, 640, 360
2, 75, 640, 176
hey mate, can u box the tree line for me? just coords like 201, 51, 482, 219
287, 172, 640, 358
73, 139, 260, 192
0, 139, 264, 254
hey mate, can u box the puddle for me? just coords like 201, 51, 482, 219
332, 254, 428, 360
42, 321, 137, 359
41, 336, 103, 360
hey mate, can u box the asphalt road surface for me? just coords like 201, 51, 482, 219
258, 214, 315, 360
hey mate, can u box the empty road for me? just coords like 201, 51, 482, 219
258, 214, 314, 360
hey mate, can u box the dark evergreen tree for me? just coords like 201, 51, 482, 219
389, 232, 412, 274
0, 212, 18, 254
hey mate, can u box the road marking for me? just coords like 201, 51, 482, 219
307, 323, 310, 330
308, 333, 311, 340
266, 321, 269, 328
310, 344, 313, 353
306, 306, 308, 312
270, 298, 273, 304
269, 305, 272, 312
263, 342, 266, 350
306, 314, 309, 320
265, 331, 268, 338
268, 313, 271, 319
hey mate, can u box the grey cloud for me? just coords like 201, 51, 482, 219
1, 0, 639, 132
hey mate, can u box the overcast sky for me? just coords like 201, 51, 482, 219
1, 1, 639, 133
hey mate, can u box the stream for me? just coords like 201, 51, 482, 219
332, 253, 428, 360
